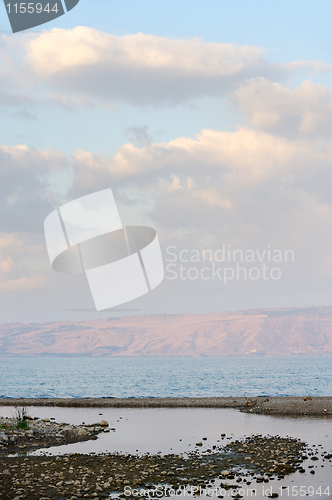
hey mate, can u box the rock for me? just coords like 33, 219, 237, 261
43, 418, 50, 422
100, 420, 109, 427
304, 395, 312, 401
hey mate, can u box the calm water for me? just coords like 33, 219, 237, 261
0, 356, 330, 398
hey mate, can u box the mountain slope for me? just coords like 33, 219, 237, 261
0, 306, 331, 356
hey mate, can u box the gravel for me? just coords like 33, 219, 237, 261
1, 434, 330, 500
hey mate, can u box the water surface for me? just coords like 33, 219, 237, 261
0, 356, 330, 398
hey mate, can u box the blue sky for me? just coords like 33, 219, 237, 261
2, 0, 331, 60
0, 0, 331, 321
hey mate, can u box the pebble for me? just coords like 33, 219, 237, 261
0, 425, 330, 500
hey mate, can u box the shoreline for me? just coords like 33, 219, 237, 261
1, 396, 331, 416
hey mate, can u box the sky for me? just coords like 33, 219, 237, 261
0, 0, 331, 322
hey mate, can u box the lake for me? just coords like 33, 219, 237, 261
0, 356, 331, 399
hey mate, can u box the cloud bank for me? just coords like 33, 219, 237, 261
2, 27, 329, 109
0, 28, 331, 319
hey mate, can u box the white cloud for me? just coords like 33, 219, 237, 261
0, 128, 330, 246
0, 25, 330, 318
25, 28, 265, 78
230, 78, 332, 136
0, 273, 47, 291
66, 127, 331, 265
0, 124, 330, 317
0, 256, 15, 273
2, 28, 286, 107
0, 29, 330, 112
0, 229, 47, 266
0, 144, 68, 232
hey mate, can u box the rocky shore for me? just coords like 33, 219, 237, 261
0, 399, 331, 499
0, 416, 110, 455
1, 434, 331, 500
0, 396, 331, 416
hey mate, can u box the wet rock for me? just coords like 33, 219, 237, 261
0, 416, 105, 453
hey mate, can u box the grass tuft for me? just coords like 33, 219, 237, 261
14, 406, 29, 430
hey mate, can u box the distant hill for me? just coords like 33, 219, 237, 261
0, 306, 331, 357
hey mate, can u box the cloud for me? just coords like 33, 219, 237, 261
123, 125, 152, 148
230, 78, 332, 137
8, 28, 285, 106
0, 256, 15, 272
67, 127, 331, 253
0, 228, 49, 298
0, 144, 68, 232
1, 127, 330, 246
62, 128, 332, 318
0, 35, 35, 111
0, 273, 47, 291
0, 29, 330, 112
0, 124, 330, 317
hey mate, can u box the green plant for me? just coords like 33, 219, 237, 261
0, 423, 12, 430
14, 406, 29, 430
